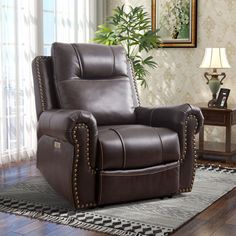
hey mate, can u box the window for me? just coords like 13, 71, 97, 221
0, 0, 100, 164
41, 0, 98, 55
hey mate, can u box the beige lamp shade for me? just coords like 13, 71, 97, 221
200, 48, 231, 69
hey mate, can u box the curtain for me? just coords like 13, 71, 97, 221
0, 0, 103, 165
0, 0, 37, 165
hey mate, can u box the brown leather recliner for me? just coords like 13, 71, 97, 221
32, 42, 203, 209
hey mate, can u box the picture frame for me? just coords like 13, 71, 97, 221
151, 0, 197, 48
216, 88, 230, 108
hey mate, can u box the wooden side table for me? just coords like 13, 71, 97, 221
196, 103, 236, 162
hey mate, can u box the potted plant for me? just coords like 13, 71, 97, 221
93, 5, 160, 87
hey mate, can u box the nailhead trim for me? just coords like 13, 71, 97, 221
35, 56, 97, 208
179, 115, 199, 193
180, 114, 198, 162
35, 56, 50, 112
128, 59, 141, 106
72, 123, 96, 208
77, 123, 96, 175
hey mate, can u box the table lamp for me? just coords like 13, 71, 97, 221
200, 48, 231, 107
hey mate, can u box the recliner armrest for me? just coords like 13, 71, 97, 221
135, 104, 203, 192
135, 103, 203, 162
38, 109, 98, 144
135, 104, 203, 134
37, 109, 98, 208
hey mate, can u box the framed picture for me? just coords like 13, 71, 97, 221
151, 0, 197, 48
216, 88, 230, 108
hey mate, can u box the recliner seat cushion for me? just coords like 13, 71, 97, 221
97, 125, 180, 170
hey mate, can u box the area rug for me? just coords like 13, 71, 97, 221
0, 165, 235, 236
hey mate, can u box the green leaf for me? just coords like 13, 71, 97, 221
93, 4, 160, 88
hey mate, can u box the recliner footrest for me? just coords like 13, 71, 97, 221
98, 162, 180, 205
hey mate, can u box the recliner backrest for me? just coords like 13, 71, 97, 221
51, 43, 138, 125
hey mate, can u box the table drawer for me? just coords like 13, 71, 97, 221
233, 114, 236, 124
202, 111, 227, 125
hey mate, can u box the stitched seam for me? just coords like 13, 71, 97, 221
109, 128, 127, 169
72, 44, 84, 78
154, 128, 164, 163
100, 164, 179, 177
99, 174, 103, 204
110, 46, 115, 75
150, 108, 155, 126
59, 78, 128, 83
98, 140, 104, 170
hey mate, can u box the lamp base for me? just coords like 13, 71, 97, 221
204, 68, 228, 108
208, 98, 217, 107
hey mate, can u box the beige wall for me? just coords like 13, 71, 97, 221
107, 0, 236, 142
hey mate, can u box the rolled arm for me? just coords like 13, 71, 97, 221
135, 103, 203, 159
135, 104, 203, 135
37, 109, 98, 208
135, 104, 204, 192
38, 109, 98, 143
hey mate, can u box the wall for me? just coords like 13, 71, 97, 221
106, 0, 236, 142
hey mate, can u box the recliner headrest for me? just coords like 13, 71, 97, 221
52, 42, 128, 80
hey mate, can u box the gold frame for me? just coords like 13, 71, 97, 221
152, 0, 197, 48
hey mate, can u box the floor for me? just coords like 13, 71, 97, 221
0, 160, 235, 236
